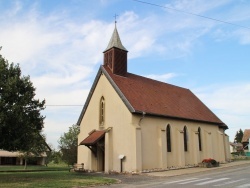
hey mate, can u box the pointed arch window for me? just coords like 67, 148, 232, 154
100, 97, 105, 127
166, 125, 171, 152
198, 127, 202, 151
183, 126, 188, 152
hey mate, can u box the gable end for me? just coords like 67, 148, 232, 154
77, 66, 135, 126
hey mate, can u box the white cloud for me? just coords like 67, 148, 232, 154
195, 83, 250, 115
234, 29, 250, 45
162, 0, 250, 49
165, 0, 232, 14
193, 83, 250, 141
0, 2, 107, 148
6, 1, 22, 17
42, 113, 81, 150
118, 11, 157, 58
1, 0, 250, 148
145, 73, 177, 82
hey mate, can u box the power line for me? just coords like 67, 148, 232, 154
133, 0, 250, 30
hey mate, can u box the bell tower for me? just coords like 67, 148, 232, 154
103, 23, 128, 76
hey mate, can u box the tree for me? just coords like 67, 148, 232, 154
0, 54, 46, 152
46, 149, 63, 164
234, 129, 244, 143
58, 124, 80, 165
19, 133, 51, 169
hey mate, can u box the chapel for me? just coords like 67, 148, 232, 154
77, 24, 230, 172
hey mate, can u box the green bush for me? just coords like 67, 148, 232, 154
231, 151, 245, 156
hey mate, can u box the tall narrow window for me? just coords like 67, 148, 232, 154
183, 126, 188, 152
198, 127, 202, 151
100, 97, 105, 127
166, 125, 171, 152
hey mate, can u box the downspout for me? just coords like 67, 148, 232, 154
222, 130, 227, 162
136, 111, 145, 172
138, 112, 146, 126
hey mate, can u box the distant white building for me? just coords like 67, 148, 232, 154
229, 142, 243, 153
0, 150, 49, 165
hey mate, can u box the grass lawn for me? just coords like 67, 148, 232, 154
0, 171, 116, 188
0, 165, 69, 172
0, 166, 117, 188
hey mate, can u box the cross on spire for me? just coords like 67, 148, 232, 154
114, 14, 118, 24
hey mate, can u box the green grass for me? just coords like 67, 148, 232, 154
0, 165, 69, 172
0, 171, 117, 188
232, 156, 250, 161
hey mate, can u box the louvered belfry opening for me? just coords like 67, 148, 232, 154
103, 24, 128, 77
104, 47, 127, 76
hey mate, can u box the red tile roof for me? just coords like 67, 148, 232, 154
103, 66, 226, 128
242, 129, 250, 143
79, 130, 105, 146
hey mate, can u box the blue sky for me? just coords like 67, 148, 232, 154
0, 0, 250, 149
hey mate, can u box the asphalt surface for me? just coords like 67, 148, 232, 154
91, 160, 250, 187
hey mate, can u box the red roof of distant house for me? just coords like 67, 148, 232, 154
242, 129, 250, 142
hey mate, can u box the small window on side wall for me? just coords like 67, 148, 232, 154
183, 126, 188, 152
198, 127, 202, 151
100, 97, 105, 127
166, 125, 171, 152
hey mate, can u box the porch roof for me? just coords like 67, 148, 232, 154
79, 130, 106, 146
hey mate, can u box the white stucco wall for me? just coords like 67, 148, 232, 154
77, 72, 230, 172
77, 73, 137, 172
135, 115, 228, 170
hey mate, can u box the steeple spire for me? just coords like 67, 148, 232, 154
104, 24, 127, 52
103, 22, 128, 77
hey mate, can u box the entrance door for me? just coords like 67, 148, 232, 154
97, 137, 105, 171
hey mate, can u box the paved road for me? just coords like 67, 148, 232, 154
94, 162, 250, 188
147, 165, 250, 188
